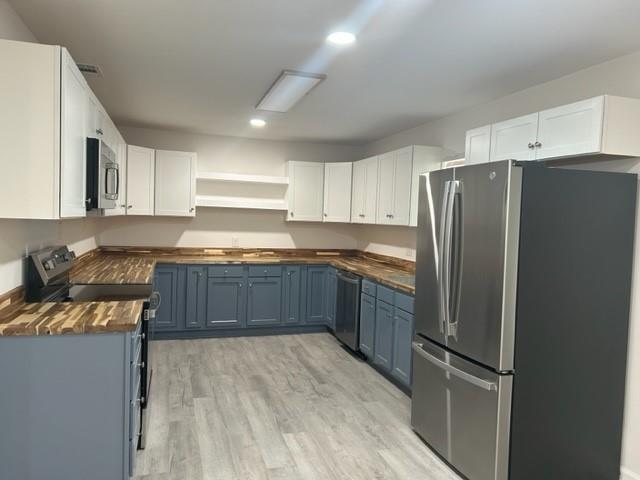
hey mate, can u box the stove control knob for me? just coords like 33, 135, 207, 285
44, 260, 56, 271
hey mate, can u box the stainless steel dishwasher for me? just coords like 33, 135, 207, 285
334, 270, 361, 351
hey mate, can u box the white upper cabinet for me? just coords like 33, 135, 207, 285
0, 39, 126, 219
351, 156, 378, 224
126, 145, 155, 216
60, 48, 88, 218
377, 146, 413, 226
155, 150, 197, 217
470, 96, 640, 164
323, 162, 352, 223
287, 161, 324, 222
535, 97, 604, 160
490, 113, 539, 162
464, 125, 492, 165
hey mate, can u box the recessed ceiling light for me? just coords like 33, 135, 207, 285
326, 31, 356, 45
250, 118, 266, 128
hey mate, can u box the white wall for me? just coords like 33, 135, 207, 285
0, 0, 36, 42
99, 126, 364, 250
362, 49, 640, 479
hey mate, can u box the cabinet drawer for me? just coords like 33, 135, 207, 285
362, 279, 377, 296
248, 265, 282, 277
377, 284, 394, 305
395, 291, 414, 314
208, 265, 244, 277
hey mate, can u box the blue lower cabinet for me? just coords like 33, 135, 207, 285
282, 266, 302, 325
206, 276, 247, 328
359, 293, 376, 358
391, 307, 414, 386
153, 265, 179, 331
247, 277, 282, 327
374, 299, 394, 372
185, 266, 207, 329
325, 267, 337, 330
305, 266, 327, 324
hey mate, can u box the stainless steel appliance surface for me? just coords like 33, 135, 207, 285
86, 137, 119, 210
334, 270, 361, 351
411, 160, 637, 480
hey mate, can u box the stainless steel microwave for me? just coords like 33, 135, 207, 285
86, 137, 118, 210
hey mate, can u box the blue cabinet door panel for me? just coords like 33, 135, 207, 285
282, 266, 302, 325
374, 299, 394, 371
206, 277, 246, 328
306, 266, 327, 324
247, 277, 282, 326
153, 265, 178, 330
359, 293, 376, 358
391, 307, 414, 386
186, 266, 207, 329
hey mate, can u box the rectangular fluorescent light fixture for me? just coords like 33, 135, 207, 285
256, 70, 327, 112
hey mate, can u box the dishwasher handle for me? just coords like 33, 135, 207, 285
337, 271, 361, 285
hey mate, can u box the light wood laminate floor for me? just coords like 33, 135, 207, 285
134, 333, 460, 480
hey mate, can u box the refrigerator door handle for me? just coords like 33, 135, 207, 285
447, 180, 463, 339
437, 181, 452, 333
441, 180, 457, 336
412, 342, 498, 391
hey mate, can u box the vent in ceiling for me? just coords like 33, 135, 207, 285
76, 63, 103, 77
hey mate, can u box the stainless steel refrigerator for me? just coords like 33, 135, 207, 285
411, 160, 636, 480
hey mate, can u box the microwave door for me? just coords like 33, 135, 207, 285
446, 160, 521, 372
414, 168, 454, 348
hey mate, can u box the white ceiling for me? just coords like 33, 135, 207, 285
11, 0, 640, 144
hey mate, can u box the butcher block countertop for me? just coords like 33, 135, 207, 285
0, 247, 415, 337
71, 247, 416, 293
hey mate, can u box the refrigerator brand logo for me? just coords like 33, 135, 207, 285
489, 171, 497, 180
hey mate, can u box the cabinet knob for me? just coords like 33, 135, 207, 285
96, 128, 104, 135
527, 142, 535, 149
120, 204, 126, 208
534, 141, 542, 148
323, 213, 328, 217
287, 272, 291, 276
290, 211, 294, 217
190, 207, 195, 212
127, 205, 133, 209
359, 214, 365, 217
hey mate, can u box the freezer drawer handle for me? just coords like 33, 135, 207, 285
411, 342, 497, 391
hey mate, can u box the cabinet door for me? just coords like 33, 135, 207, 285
490, 113, 539, 162
376, 152, 396, 224
186, 266, 207, 329
359, 293, 376, 358
247, 277, 282, 327
126, 145, 155, 215
287, 161, 324, 221
374, 299, 394, 371
465, 125, 492, 165
391, 146, 413, 225
153, 266, 178, 330
155, 150, 197, 217
282, 266, 302, 325
350, 156, 378, 224
325, 267, 337, 330
60, 49, 87, 218
535, 97, 604, 160
305, 266, 327, 324
377, 148, 412, 225
323, 162, 352, 222
206, 277, 246, 328
391, 307, 414, 386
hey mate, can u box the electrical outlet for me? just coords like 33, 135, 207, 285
231, 237, 240, 248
